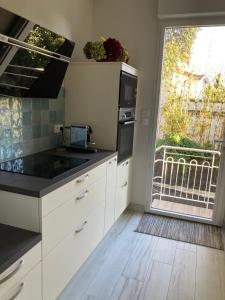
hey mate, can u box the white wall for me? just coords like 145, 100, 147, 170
93, 0, 159, 208
0, 0, 94, 60
158, 0, 225, 18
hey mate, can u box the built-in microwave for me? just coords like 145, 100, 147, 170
119, 71, 137, 108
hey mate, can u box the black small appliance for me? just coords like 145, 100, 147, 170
64, 124, 97, 153
119, 71, 137, 108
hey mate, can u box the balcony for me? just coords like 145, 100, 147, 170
151, 145, 221, 219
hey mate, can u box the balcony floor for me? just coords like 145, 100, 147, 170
151, 199, 213, 219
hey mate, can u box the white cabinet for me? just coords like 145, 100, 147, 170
0, 243, 41, 300
42, 175, 106, 256
43, 202, 105, 300
115, 159, 131, 220
41, 162, 107, 217
65, 62, 138, 151
2, 263, 42, 300
0, 155, 132, 300
41, 162, 108, 300
104, 155, 117, 234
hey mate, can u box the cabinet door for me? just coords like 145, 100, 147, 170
115, 159, 130, 220
115, 179, 129, 220
41, 162, 107, 217
42, 176, 106, 256
2, 263, 42, 300
43, 202, 105, 300
0, 243, 41, 298
104, 156, 117, 234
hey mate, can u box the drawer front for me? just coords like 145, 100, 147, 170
115, 159, 130, 220
0, 243, 41, 298
115, 184, 129, 220
41, 162, 107, 217
43, 202, 105, 300
117, 159, 129, 184
42, 176, 106, 256
2, 263, 42, 300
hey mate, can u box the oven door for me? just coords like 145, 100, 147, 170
117, 120, 135, 163
119, 71, 137, 108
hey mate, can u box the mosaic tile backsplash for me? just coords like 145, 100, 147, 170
0, 89, 65, 162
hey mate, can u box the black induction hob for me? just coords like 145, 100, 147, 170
0, 153, 89, 179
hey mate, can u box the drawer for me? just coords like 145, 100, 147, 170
117, 159, 130, 184
115, 182, 129, 219
41, 162, 107, 217
115, 158, 131, 220
0, 243, 41, 298
2, 263, 42, 300
43, 202, 105, 300
42, 176, 106, 256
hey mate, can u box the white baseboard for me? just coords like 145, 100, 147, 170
128, 203, 145, 213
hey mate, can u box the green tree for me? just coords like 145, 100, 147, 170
163, 27, 198, 89
160, 27, 199, 139
161, 95, 190, 138
194, 73, 225, 145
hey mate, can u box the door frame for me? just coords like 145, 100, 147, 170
145, 16, 225, 226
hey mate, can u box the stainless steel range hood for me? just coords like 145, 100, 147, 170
0, 7, 75, 98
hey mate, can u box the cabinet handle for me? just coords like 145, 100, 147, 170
75, 221, 88, 234
7, 282, 24, 300
121, 182, 128, 188
76, 174, 89, 183
76, 190, 89, 201
108, 161, 112, 165
0, 260, 24, 284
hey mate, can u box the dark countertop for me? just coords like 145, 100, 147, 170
0, 223, 41, 275
0, 148, 116, 198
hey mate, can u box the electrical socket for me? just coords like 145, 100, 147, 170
54, 124, 63, 134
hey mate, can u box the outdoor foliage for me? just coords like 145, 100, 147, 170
159, 27, 225, 148
163, 27, 198, 90
160, 95, 189, 137
156, 135, 213, 160
191, 73, 225, 144
156, 135, 204, 149
160, 27, 198, 142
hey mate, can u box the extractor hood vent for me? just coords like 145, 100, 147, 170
0, 7, 75, 98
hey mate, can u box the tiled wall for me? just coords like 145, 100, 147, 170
0, 89, 65, 162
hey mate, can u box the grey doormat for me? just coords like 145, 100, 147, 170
135, 214, 224, 250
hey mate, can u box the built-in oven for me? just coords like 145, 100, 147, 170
119, 71, 137, 108
117, 108, 136, 163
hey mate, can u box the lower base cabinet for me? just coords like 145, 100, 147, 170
0, 155, 132, 300
116, 181, 129, 219
43, 202, 105, 300
115, 159, 131, 220
0, 243, 42, 300
2, 263, 42, 300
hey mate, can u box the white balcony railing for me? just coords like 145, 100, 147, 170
152, 145, 221, 209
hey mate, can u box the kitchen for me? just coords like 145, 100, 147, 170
0, 1, 225, 300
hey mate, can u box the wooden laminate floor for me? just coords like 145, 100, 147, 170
58, 210, 225, 300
